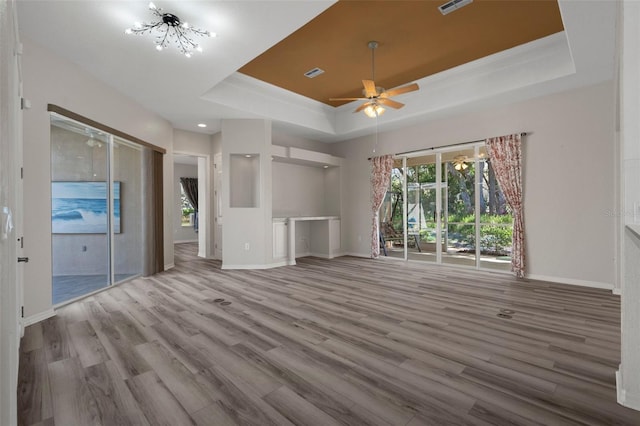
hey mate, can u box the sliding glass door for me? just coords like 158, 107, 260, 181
51, 115, 143, 305
379, 143, 512, 272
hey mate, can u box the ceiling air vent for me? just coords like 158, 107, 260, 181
439, 0, 473, 15
304, 67, 325, 78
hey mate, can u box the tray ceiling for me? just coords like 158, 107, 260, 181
240, 0, 564, 107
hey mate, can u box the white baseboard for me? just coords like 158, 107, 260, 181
22, 308, 56, 327
617, 369, 640, 411
344, 251, 370, 258
526, 274, 614, 291
164, 263, 175, 271
308, 252, 331, 259
221, 262, 290, 270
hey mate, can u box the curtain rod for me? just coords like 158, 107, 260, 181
368, 132, 527, 160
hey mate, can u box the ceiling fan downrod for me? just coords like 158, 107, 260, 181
368, 41, 378, 82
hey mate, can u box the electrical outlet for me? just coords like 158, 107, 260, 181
244, 242, 250, 251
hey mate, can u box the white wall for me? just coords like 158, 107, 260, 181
272, 162, 324, 217
173, 163, 198, 243
273, 130, 334, 153
21, 37, 174, 318
332, 81, 616, 288
221, 119, 273, 268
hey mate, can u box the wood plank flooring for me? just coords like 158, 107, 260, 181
18, 242, 640, 425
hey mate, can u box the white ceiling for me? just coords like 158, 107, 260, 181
16, 1, 617, 144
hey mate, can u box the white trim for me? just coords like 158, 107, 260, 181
164, 263, 175, 271
221, 262, 290, 270
526, 274, 614, 291
617, 369, 640, 411
354, 255, 616, 290
344, 251, 371, 258
613, 288, 622, 296
22, 308, 56, 327
270, 260, 291, 268
617, 370, 625, 405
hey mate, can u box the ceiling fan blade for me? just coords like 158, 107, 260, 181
329, 97, 367, 101
354, 102, 372, 113
378, 98, 404, 109
362, 80, 378, 98
381, 83, 419, 98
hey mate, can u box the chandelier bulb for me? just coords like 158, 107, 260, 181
196, 45, 203, 53
148, 2, 157, 10
133, 22, 142, 29
155, 45, 163, 51
185, 52, 192, 58
182, 22, 189, 29
124, 28, 132, 35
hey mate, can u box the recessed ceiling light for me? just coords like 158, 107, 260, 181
245, 154, 252, 158
323, 165, 329, 169
197, 123, 207, 128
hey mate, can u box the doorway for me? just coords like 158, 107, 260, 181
173, 153, 211, 259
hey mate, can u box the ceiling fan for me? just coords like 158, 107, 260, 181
330, 41, 419, 118
452, 152, 487, 171
453, 155, 469, 171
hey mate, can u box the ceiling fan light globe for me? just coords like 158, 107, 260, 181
363, 104, 385, 118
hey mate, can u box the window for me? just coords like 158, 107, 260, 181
180, 183, 194, 227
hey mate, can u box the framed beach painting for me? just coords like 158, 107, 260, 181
51, 181, 121, 234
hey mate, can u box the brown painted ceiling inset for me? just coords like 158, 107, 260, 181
239, 0, 564, 107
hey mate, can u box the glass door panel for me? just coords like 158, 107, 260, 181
379, 163, 405, 259
406, 155, 438, 262
112, 137, 143, 283
51, 119, 110, 304
442, 149, 476, 267
478, 150, 513, 271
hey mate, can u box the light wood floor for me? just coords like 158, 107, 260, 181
17, 243, 640, 425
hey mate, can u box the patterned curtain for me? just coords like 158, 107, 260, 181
485, 134, 525, 278
180, 177, 198, 211
370, 155, 395, 258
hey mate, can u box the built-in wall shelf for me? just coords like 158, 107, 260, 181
272, 145, 343, 168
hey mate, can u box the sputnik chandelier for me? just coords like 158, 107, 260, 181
125, 2, 215, 57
